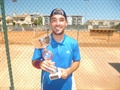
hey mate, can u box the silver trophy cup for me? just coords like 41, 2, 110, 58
34, 35, 62, 80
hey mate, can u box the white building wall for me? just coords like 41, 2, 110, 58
67, 16, 72, 25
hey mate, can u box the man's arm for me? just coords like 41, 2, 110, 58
68, 61, 80, 74
60, 61, 80, 79
32, 59, 56, 73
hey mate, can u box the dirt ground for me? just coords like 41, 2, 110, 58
0, 45, 120, 90
0, 30, 120, 90
0, 30, 120, 46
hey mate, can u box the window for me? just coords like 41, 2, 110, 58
77, 17, 81, 20
98, 22, 103, 26
72, 17, 76, 20
72, 20, 77, 25
109, 22, 114, 26
89, 22, 92, 25
45, 17, 49, 25
20, 19, 24, 21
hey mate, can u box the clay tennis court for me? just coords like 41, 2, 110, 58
0, 31, 120, 90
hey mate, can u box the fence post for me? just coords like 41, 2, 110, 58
77, 27, 79, 42
0, 0, 14, 90
107, 30, 111, 44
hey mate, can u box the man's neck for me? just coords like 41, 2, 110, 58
52, 33, 64, 43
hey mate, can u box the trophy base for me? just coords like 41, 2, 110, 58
49, 68, 61, 80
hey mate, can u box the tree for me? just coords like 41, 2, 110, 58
115, 23, 120, 30
34, 16, 42, 26
13, 22, 15, 26
22, 23, 28, 28
111, 23, 120, 31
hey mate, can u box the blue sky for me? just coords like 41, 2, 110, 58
2, 0, 120, 22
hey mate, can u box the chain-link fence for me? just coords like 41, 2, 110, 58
0, 0, 120, 90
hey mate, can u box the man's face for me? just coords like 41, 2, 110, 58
50, 15, 67, 35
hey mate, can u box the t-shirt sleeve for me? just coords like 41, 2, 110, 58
32, 48, 43, 61
73, 41, 81, 61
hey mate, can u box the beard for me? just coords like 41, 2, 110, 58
52, 29, 64, 35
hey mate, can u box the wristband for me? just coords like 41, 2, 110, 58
32, 60, 41, 69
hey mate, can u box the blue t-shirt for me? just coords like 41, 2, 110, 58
32, 34, 81, 90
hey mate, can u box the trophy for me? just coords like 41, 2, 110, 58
33, 35, 62, 80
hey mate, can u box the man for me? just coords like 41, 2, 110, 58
32, 8, 81, 90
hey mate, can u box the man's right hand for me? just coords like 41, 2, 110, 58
40, 60, 56, 73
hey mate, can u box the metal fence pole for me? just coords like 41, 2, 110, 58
107, 30, 111, 44
77, 26, 79, 42
0, 0, 14, 90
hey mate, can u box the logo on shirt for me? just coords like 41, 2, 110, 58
66, 50, 70, 54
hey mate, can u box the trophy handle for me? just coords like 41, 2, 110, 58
32, 35, 51, 49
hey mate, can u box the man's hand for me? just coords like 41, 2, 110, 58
40, 60, 56, 73
59, 61, 80, 79
59, 68, 71, 79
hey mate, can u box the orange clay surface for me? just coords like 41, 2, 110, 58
0, 30, 120, 90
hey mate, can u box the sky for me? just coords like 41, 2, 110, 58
1, 0, 120, 22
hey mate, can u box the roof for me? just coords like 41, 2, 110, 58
13, 13, 30, 18
90, 28, 115, 31
86, 20, 120, 22
6, 15, 13, 21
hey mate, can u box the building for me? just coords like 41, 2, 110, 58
13, 12, 34, 26
42, 15, 50, 25
0, 12, 35, 31
42, 15, 83, 25
85, 20, 120, 30
70, 15, 83, 25
0, 12, 34, 26
0, 12, 83, 26
0, 15, 14, 26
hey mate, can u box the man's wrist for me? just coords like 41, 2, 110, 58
66, 68, 72, 75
